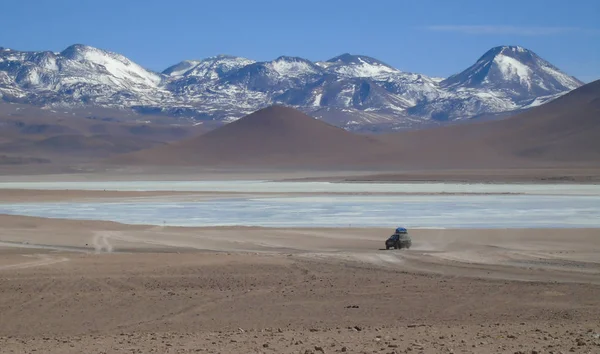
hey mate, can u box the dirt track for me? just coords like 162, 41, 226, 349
1, 215, 599, 353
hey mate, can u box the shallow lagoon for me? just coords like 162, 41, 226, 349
1, 193, 599, 228
1, 180, 600, 195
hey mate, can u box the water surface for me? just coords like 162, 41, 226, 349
1, 194, 598, 228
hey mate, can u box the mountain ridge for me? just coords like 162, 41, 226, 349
0, 44, 583, 131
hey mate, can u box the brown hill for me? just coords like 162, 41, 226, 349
0, 105, 210, 143
488, 79, 600, 163
0, 134, 167, 160
380, 79, 600, 169
111, 105, 390, 168
0, 103, 213, 165
111, 81, 600, 170
35, 134, 165, 157
0, 155, 50, 166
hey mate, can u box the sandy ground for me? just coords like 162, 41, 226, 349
0, 169, 377, 181
280, 168, 600, 184
0, 214, 599, 353
2, 167, 600, 184
0, 189, 210, 203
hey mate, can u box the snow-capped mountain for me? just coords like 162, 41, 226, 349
164, 55, 256, 80
0, 44, 170, 108
0, 44, 583, 129
442, 46, 581, 95
318, 54, 400, 78
409, 46, 584, 121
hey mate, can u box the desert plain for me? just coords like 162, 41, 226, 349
0, 175, 599, 354
0, 80, 599, 353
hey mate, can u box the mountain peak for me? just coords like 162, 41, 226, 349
57, 44, 162, 86
67, 43, 90, 50
492, 45, 528, 53
162, 60, 202, 76
323, 53, 398, 78
441, 45, 583, 97
326, 53, 391, 67
60, 43, 97, 57
265, 56, 321, 77
59, 44, 128, 65
204, 54, 248, 61
164, 55, 255, 78
227, 105, 316, 126
327, 53, 353, 63
475, 45, 539, 64
274, 55, 313, 63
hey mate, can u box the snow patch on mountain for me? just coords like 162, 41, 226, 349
520, 91, 567, 109
539, 65, 581, 88
163, 60, 202, 77
329, 58, 399, 78
493, 55, 533, 87
165, 56, 255, 80
312, 92, 323, 107
61, 44, 162, 87
324, 54, 400, 78
269, 57, 320, 77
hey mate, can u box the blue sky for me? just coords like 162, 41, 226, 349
1, 0, 599, 82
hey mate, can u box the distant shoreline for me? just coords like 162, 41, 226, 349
2, 167, 599, 185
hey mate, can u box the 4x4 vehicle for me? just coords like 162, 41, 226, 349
385, 227, 412, 250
